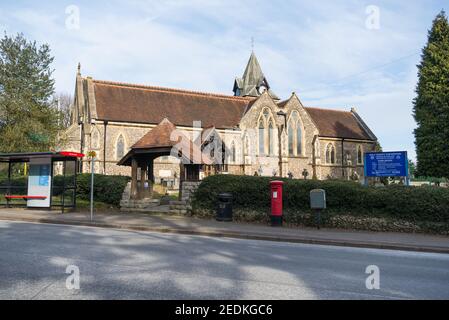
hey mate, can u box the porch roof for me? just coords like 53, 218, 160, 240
117, 119, 212, 166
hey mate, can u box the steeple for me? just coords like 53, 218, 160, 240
233, 52, 279, 99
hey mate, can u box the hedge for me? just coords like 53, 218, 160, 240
76, 174, 130, 206
0, 176, 28, 197
191, 175, 449, 234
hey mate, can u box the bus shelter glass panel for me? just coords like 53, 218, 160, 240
63, 160, 76, 208
52, 160, 76, 209
0, 162, 9, 205
0, 162, 28, 206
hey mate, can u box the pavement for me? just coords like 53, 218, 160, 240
1, 221, 449, 300
0, 208, 448, 254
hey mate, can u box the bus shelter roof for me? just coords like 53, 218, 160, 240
0, 151, 85, 163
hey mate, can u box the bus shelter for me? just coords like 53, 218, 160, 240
0, 151, 84, 212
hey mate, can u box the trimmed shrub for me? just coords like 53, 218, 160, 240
0, 176, 27, 188
76, 174, 130, 206
0, 176, 28, 198
192, 175, 449, 233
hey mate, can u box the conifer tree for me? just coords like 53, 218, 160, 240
413, 11, 449, 178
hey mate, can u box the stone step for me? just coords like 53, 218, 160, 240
120, 199, 161, 209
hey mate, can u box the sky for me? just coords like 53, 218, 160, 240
0, 0, 447, 161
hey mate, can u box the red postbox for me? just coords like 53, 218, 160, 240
270, 180, 284, 226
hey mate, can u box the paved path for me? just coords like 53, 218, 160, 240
0, 208, 448, 253
0, 221, 449, 300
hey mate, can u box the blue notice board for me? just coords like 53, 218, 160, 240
364, 152, 408, 177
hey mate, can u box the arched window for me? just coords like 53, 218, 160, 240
288, 125, 294, 156
258, 108, 276, 156
258, 120, 265, 155
357, 145, 363, 165
296, 126, 302, 156
288, 111, 303, 156
326, 143, 336, 164
231, 141, 236, 163
116, 134, 125, 160
268, 120, 275, 155
263, 109, 270, 118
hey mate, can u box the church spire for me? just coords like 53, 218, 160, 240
233, 52, 279, 99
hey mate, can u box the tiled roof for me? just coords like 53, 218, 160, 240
93, 80, 253, 129
304, 107, 375, 141
126, 118, 209, 164
89, 78, 374, 141
132, 118, 179, 149
277, 100, 289, 108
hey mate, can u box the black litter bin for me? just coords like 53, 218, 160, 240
216, 193, 233, 222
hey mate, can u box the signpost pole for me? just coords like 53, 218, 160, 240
7, 162, 11, 208
88, 151, 96, 222
315, 209, 321, 230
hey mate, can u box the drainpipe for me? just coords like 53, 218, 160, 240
79, 122, 84, 173
103, 120, 108, 174
341, 139, 345, 179
312, 135, 318, 179
278, 126, 283, 177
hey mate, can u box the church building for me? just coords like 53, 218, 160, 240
62, 52, 378, 189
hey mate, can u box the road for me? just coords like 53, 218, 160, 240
0, 221, 448, 300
